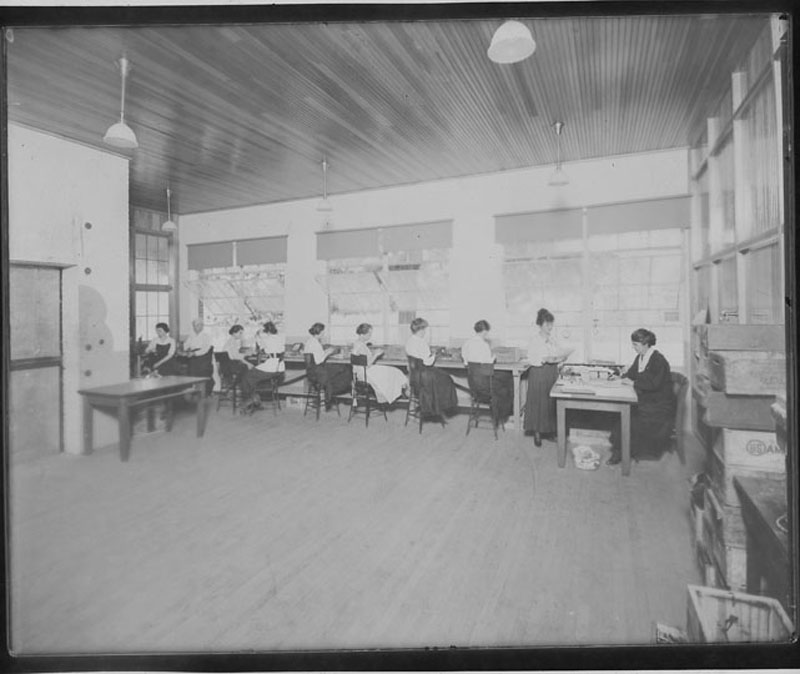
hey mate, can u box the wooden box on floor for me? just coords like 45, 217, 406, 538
711, 428, 785, 474
686, 584, 794, 643
708, 450, 783, 507
707, 350, 786, 395
695, 324, 786, 355
701, 488, 747, 592
702, 392, 776, 431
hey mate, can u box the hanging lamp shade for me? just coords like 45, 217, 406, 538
548, 121, 569, 187
161, 187, 177, 231
103, 55, 138, 150
487, 20, 536, 64
316, 157, 333, 213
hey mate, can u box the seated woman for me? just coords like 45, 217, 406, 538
460, 319, 513, 421
524, 308, 573, 447
404, 317, 458, 419
351, 322, 408, 405
304, 322, 352, 407
142, 322, 179, 376
607, 328, 674, 466
223, 324, 253, 384
240, 321, 286, 410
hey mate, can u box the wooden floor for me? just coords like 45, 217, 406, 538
8, 398, 704, 654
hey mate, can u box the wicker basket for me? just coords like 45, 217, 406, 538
686, 584, 793, 643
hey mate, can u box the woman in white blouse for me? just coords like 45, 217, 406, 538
461, 319, 513, 421
404, 317, 458, 419
223, 324, 253, 383
351, 323, 407, 405
524, 308, 573, 446
304, 322, 351, 407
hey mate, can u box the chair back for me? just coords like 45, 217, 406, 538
467, 362, 494, 400
214, 351, 233, 377
671, 371, 689, 429
406, 356, 424, 394
350, 354, 369, 377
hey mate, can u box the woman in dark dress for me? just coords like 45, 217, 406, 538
304, 322, 352, 406
404, 317, 458, 419
143, 322, 179, 376
607, 328, 674, 465
524, 308, 573, 446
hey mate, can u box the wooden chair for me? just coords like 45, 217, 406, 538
669, 371, 689, 464
251, 353, 284, 415
303, 354, 342, 420
466, 362, 502, 440
347, 354, 387, 426
404, 356, 445, 433
214, 352, 238, 413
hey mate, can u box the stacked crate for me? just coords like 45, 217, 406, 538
693, 324, 787, 592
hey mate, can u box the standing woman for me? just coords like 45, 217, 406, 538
351, 323, 408, 405
607, 328, 673, 465
524, 308, 573, 446
143, 322, 178, 376
404, 317, 458, 419
304, 322, 352, 406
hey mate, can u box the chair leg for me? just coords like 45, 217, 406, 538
365, 393, 370, 427
316, 387, 322, 421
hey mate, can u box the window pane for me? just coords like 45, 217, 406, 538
135, 259, 146, 283
136, 291, 148, 317
135, 234, 147, 259
157, 260, 169, 285
747, 245, 783, 324
158, 236, 169, 261
147, 235, 159, 260
158, 292, 169, 317
147, 260, 158, 285
718, 257, 738, 322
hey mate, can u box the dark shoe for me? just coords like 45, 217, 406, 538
533, 432, 542, 447
606, 453, 622, 466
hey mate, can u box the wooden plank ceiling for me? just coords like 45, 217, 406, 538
6, 14, 767, 214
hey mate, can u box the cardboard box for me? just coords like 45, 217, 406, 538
695, 324, 786, 355
702, 392, 776, 431
708, 350, 786, 395
711, 428, 785, 472
686, 585, 793, 643
709, 450, 784, 506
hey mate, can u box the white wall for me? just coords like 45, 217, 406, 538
9, 124, 130, 454
179, 148, 689, 341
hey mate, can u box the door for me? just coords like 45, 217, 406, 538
9, 264, 63, 462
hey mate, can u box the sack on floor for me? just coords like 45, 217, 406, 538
571, 444, 600, 470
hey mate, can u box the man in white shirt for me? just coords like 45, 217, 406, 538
184, 318, 214, 392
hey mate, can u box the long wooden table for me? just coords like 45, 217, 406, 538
78, 376, 210, 462
282, 353, 531, 431
550, 380, 638, 476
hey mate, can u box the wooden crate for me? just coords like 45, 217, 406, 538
702, 488, 747, 549
771, 394, 787, 453
708, 450, 783, 507
708, 350, 786, 395
702, 392, 776, 431
686, 585, 793, 643
711, 428, 785, 473
695, 324, 786, 355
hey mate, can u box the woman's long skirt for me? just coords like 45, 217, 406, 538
523, 363, 559, 433
319, 362, 353, 401
418, 366, 458, 417
362, 364, 408, 404
492, 371, 515, 421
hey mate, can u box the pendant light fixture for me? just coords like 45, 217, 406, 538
487, 20, 536, 64
161, 186, 177, 232
316, 157, 333, 222
103, 54, 138, 150
548, 121, 569, 187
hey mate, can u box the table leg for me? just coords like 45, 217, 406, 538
164, 399, 174, 432
196, 383, 208, 437
557, 400, 567, 468
512, 369, 522, 433
118, 401, 132, 462
621, 404, 631, 477
82, 396, 94, 455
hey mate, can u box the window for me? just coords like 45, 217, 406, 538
746, 243, 783, 323
316, 222, 452, 346
717, 256, 739, 323
185, 236, 288, 347
133, 230, 172, 343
